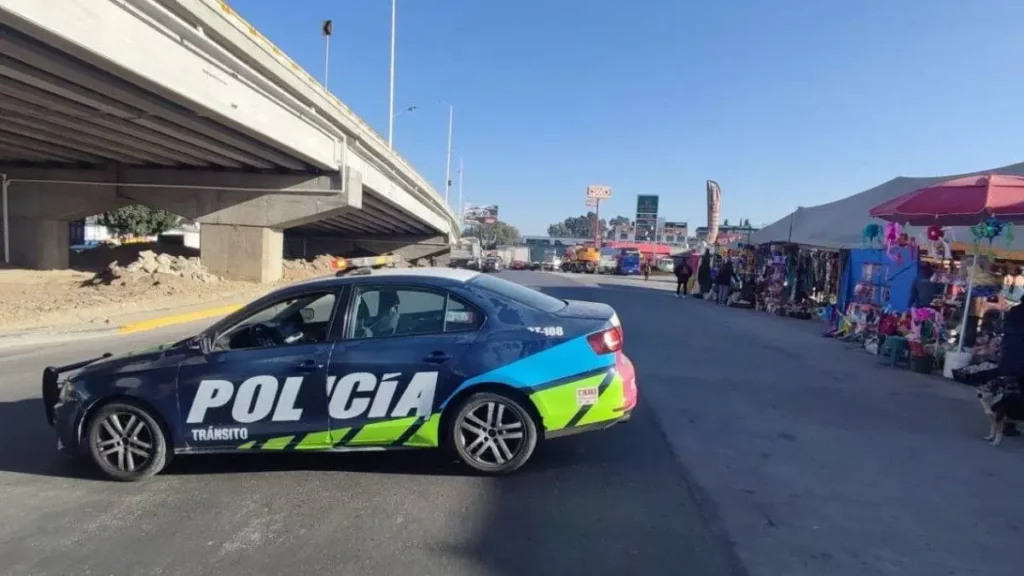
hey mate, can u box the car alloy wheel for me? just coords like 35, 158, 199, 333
451, 393, 537, 474
87, 402, 168, 482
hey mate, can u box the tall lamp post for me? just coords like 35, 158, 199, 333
387, 0, 397, 149
389, 105, 417, 148
439, 100, 454, 204
452, 153, 464, 221
322, 20, 333, 90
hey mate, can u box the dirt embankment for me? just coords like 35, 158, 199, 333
0, 244, 339, 332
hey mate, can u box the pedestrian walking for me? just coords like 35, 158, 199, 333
643, 260, 651, 281
674, 257, 693, 298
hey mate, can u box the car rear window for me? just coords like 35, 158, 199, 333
470, 274, 565, 313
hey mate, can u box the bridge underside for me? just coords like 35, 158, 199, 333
0, 22, 449, 281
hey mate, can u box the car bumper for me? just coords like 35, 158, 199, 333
52, 396, 88, 455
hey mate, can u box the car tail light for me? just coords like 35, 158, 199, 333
587, 326, 623, 355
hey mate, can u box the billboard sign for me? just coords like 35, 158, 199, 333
585, 196, 598, 207
463, 203, 498, 225
636, 194, 659, 215
586, 185, 612, 200
663, 221, 688, 236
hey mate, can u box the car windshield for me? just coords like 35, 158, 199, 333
470, 273, 565, 313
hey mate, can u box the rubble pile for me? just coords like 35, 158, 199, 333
282, 254, 337, 272
94, 250, 219, 284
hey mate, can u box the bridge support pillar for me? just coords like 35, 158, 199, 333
200, 224, 283, 283
5, 217, 69, 270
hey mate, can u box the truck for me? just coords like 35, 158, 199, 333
615, 247, 642, 275
448, 238, 483, 269
560, 245, 599, 273
597, 247, 620, 274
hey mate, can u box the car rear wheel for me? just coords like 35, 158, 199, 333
450, 392, 538, 474
86, 401, 168, 482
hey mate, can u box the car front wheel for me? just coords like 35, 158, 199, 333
450, 392, 538, 474
86, 401, 169, 482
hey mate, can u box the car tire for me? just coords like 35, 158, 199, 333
449, 392, 538, 475
86, 401, 169, 482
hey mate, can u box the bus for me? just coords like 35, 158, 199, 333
616, 248, 641, 275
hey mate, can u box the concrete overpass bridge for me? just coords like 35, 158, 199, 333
0, 0, 458, 281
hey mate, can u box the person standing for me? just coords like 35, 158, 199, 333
642, 260, 651, 281
674, 257, 693, 298
715, 258, 738, 305
697, 250, 712, 298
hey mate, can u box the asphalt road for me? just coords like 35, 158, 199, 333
1, 271, 1021, 576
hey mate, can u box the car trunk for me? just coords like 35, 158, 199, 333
554, 299, 615, 322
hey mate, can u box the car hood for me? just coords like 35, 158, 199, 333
74, 340, 189, 378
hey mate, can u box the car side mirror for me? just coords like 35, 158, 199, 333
188, 333, 215, 355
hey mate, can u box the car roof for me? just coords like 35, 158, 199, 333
288, 266, 480, 290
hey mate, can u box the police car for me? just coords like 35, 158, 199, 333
43, 268, 638, 481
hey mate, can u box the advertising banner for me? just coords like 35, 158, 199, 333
585, 196, 598, 207
586, 185, 612, 200
706, 180, 721, 245
463, 203, 498, 225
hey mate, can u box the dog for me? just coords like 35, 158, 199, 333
977, 377, 1024, 446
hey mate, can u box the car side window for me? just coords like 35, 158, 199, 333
350, 286, 450, 339
444, 295, 483, 332
214, 291, 337, 351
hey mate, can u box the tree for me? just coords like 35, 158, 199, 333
547, 222, 572, 237
723, 218, 730, 227
608, 215, 631, 227
98, 205, 180, 238
463, 220, 520, 247
743, 218, 751, 228
547, 212, 607, 239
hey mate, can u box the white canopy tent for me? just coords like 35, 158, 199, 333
750, 160, 1024, 250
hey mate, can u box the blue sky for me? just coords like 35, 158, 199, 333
235, 0, 1024, 235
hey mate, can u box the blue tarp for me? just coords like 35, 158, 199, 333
838, 247, 918, 313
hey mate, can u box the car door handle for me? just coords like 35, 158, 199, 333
423, 351, 452, 363
296, 360, 323, 372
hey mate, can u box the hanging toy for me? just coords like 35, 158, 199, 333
927, 224, 944, 241
971, 216, 1006, 256
862, 223, 882, 248
884, 222, 902, 263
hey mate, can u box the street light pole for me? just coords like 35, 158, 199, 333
453, 154, 464, 221
387, 0, 397, 149
389, 105, 417, 148
441, 101, 454, 204
322, 20, 333, 90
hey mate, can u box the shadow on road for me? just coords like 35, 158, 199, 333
0, 399, 96, 479
446, 404, 745, 576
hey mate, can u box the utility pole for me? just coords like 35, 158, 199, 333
387, 0, 397, 149
322, 20, 333, 90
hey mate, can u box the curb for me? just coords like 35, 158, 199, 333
118, 304, 243, 335
0, 326, 120, 351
